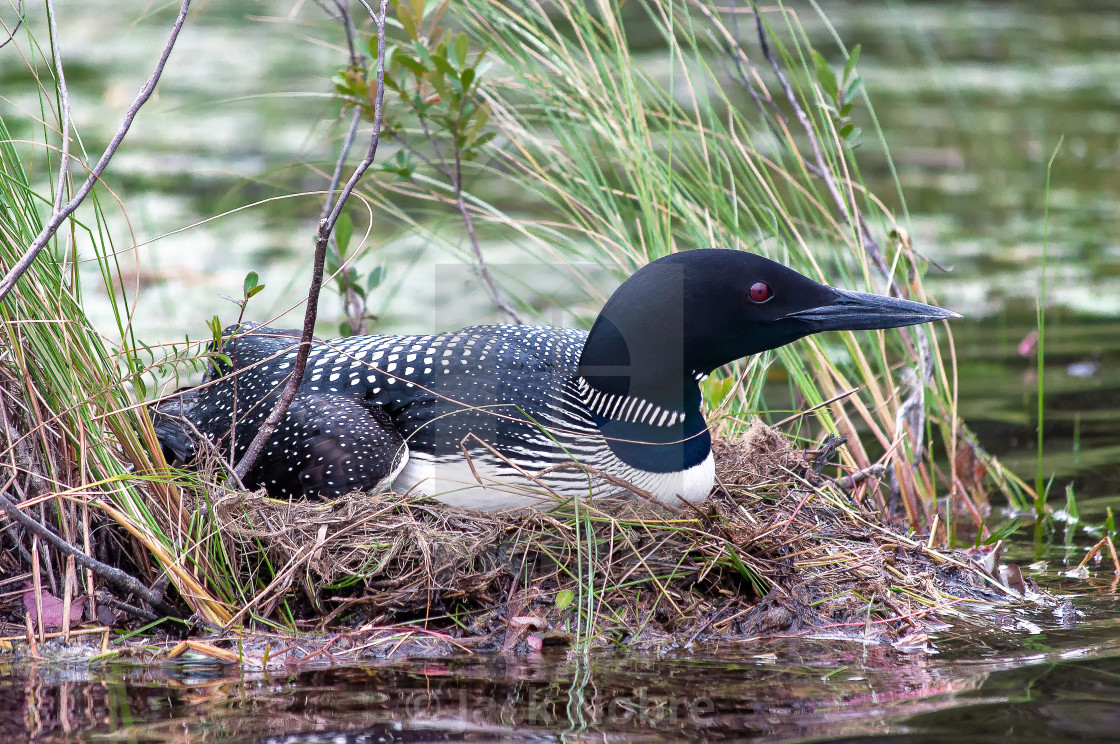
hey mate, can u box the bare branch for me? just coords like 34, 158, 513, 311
325, 107, 364, 219
235, 0, 391, 480
333, 0, 359, 68
456, 187, 522, 324
452, 129, 523, 325
0, 1, 25, 51
0, 0, 193, 304
0, 490, 178, 619
419, 105, 522, 324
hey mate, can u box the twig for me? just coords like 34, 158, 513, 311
235, 0, 390, 479
450, 119, 520, 323
455, 166, 523, 324
327, 0, 372, 333
773, 386, 859, 427
0, 0, 193, 303
0, 1, 24, 51
419, 110, 522, 324
385, 124, 521, 322
751, 7, 864, 260
97, 594, 159, 623
222, 524, 328, 630
748, 8, 902, 296
1076, 536, 1120, 576
45, 0, 71, 212
697, 2, 790, 155
157, 399, 247, 491
332, 0, 358, 63
331, 108, 369, 333
324, 108, 364, 220
0, 625, 110, 643
0, 490, 179, 618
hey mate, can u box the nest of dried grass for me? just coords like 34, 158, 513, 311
200, 421, 1052, 653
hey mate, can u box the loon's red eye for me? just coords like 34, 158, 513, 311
749, 281, 773, 303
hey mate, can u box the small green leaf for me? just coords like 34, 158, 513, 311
982, 518, 1023, 546
554, 589, 575, 611
842, 77, 863, 105
454, 32, 469, 68
367, 265, 386, 291
397, 3, 418, 41
336, 212, 353, 256
431, 53, 455, 77
340, 69, 368, 97
332, 71, 355, 96
132, 372, 147, 398
396, 54, 426, 77
390, 152, 415, 179
243, 271, 259, 296
701, 375, 735, 410
843, 44, 861, 82
245, 284, 265, 300
840, 123, 854, 139
429, 68, 448, 99
207, 315, 223, 345
410, 0, 425, 31
464, 130, 496, 157
460, 67, 475, 92
1065, 483, 1080, 523
339, 320, 353, 337
811, 50, 838, 101
1106, 506, 1116, 537
466, 101, 491, 140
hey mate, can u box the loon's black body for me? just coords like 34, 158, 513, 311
153, 250, 957, 510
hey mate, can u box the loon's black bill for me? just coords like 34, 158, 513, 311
786, 288, 961, 332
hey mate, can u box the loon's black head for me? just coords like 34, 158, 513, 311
578, 249, 958, 400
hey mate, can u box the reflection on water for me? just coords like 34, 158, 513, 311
0, 647, 996, 743
7, 627, 1120, 743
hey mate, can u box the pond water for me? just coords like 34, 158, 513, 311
5, 537, 1120, 744
3, 0, 1120, 742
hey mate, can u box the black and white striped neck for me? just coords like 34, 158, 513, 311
573, 374, 710, 475
575, 376, 686, 429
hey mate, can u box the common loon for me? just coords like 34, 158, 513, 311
153, 249, 957, 510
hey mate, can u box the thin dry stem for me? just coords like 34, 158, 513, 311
235, 0, 390, 480
0, 0, 193, 303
